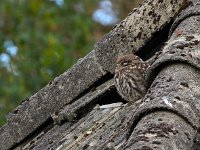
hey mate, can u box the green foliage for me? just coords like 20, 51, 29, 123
0, 0, 97, 126
0, 0, 141, 126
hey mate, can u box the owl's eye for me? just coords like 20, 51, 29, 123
121, 61, 130, 66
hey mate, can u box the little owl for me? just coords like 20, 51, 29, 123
114, 54, 149, 103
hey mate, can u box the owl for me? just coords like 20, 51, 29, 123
114, 54, 149, 103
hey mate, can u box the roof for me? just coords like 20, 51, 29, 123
0, 0, 198, 149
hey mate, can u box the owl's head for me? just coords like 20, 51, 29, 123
115, 54, 149, 74
116, 54, 141, 67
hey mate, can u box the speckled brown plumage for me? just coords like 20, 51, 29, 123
114, 54, 149, 103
